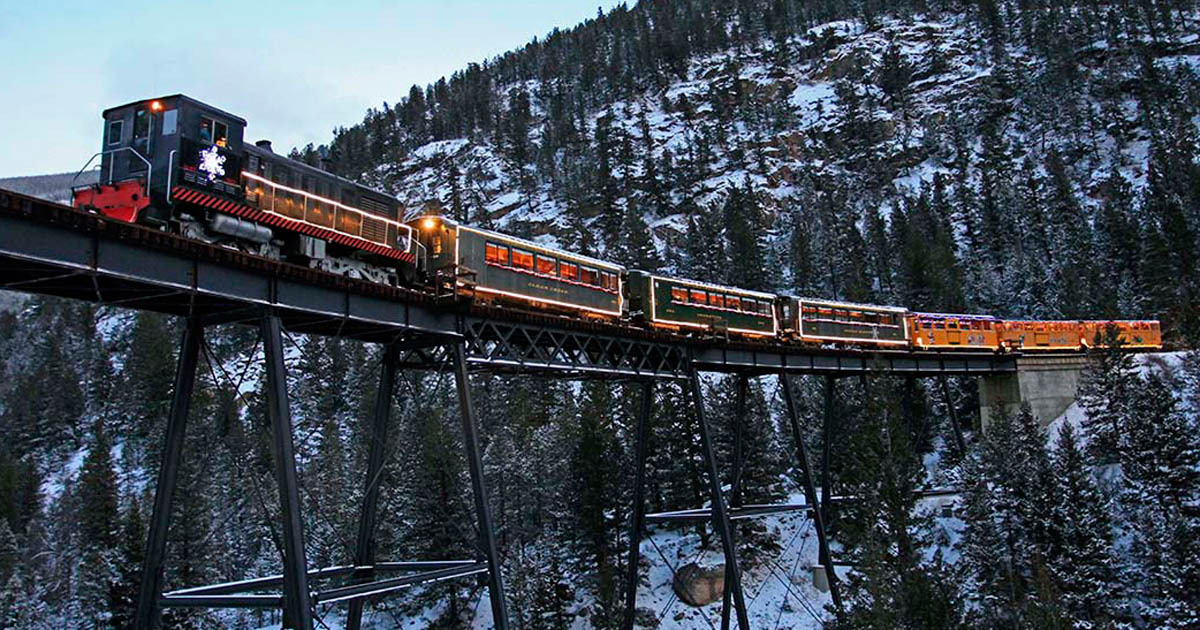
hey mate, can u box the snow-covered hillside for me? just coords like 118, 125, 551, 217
376, 12, 1200, 266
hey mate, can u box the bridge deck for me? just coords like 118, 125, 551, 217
0, 187, 1017, 378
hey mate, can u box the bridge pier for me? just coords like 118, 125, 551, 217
262, 313, 316, 630
979, 355, 1089, 431
782, 373, 843, 617
452, 341, 511, 629
621, 381, 654, 630
688, 364, 751, 630
720, 376, 749, 630
135, 318, 203, 630
345, 342, 399, 630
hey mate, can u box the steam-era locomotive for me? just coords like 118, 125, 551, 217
71, 95, 1163, 352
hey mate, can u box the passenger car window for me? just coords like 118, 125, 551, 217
512, 249, 534, 270
485, 243, 508, 265
580, 267, 599, 285
536, 255, 557, 276
560, 262, 578, 281
726, 296, 741, 310
690, 290, 706, 304
601, 272, 617, 291
671, 287, 687, 302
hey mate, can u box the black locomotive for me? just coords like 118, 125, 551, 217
74, 94, 420, 285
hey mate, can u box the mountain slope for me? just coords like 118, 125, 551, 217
325, 0, 1200, 339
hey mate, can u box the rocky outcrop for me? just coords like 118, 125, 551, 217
672, 563, 726, 607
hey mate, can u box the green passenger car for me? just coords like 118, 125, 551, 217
411, 216, 624, 317
628, 271, 777, 337
789, 297, 909, 346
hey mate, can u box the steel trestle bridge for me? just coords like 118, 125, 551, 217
0, 187, 1018, 629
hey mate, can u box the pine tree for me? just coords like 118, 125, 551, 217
76, 419, 120, 629
620, 203, 661, 271
833, 377, 965, 630
569, 380, 624, 615
1049, 422, 1121, 628
722, 181, 769, 291
1121, 372, 1200, 515
1119, 371, 1200, 629
960, 406, 1065, 628
1077, 327, 1137, 464
122, 312, 176, 442
0, 521, 16, 588
79, 419, 119, 551
109, 498, 145, 630
682, 204, 726, 282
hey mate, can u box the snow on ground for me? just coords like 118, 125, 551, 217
250, 491, 835, 630
0, 289, 28, 313
616, 492, 832, 630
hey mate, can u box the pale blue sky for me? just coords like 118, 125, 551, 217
0, 1, 625, 177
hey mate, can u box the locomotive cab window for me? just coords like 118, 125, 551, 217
162, 109, 177, 135
107, 120, 123, 146
199, 117, 229, 147
133, 109, 150, 140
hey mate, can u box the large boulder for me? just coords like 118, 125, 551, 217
672, 563, 726, 607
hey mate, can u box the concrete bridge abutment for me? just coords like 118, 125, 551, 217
979, 354, 1090, 431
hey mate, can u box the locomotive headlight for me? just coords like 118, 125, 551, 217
150, 100, 163, 112
422, 217, 438, 230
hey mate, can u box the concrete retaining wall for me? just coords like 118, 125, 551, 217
979, 354, 1089, 431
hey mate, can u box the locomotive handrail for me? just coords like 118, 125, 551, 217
71, 146, 153, 191
166, 149, 177, 205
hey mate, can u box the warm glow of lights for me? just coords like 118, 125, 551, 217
150, 100, 163, 112
239, 171, 415, 237
422, 217, 438, 230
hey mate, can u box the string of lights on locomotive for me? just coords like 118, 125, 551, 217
70, 95, 1163, 353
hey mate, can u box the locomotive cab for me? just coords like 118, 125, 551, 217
74, 95, 246, 225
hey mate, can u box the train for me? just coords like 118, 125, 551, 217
71, 95, 1163, 353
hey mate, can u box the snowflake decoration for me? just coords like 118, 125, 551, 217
198, 145, 226, 183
